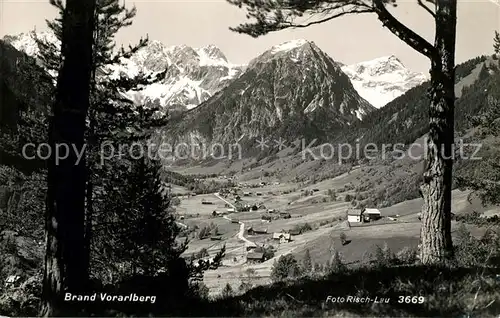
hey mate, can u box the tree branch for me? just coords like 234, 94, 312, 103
283, 7, 373, 29
227, 0, 437, 59
417, 0, 436, 18
372, 0, 436, 59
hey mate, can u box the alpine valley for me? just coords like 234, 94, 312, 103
2, 28, 500, 302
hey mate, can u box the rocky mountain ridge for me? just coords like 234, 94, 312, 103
4, 32, 426, 112
164, 39, 375, 159
4, 31, 244, 112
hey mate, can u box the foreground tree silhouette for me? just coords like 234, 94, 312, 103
36, 0, 168, 285
41, 0, 96, 315
228, 0, 456, 264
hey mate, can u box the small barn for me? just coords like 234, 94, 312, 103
246, 252, 265, 263
347, 209, 364, 223
227, 208, 235, 213
247, 227, 268, 235
273, 232, 292, 243
363, 208, 381, 221
279, 212, 291, 219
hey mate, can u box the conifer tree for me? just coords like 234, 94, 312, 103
478, 64, 490, 81
221, 283, 234, 298
36, 0, 168, 282
493, 31, 500, 55
96, 152, 187, 278
37, 0, 225, 294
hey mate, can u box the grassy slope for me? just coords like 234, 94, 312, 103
195, 265, 500, 317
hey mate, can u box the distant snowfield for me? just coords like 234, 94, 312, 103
341, 55, 428, 108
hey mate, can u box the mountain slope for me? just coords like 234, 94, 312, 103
168, 39, 375, 152
0, 39, 52, 129
341, 55, 428, 108
0, 39, 53, 171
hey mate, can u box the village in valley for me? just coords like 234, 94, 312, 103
166, 167, 492, 296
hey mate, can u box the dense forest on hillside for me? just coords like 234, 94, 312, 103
455, 55, 489, 83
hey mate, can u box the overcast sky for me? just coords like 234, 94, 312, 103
1, 0, 499, 73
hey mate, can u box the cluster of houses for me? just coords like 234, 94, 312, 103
244, 228, 294, 263
347, 208, 382, 223
247, 227, 294, 242
245, 241, 266, 263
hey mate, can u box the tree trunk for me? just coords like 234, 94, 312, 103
419, 0, 457, 264
83, 169, 93, 280
83, 11, 100, 287
41, 0, 96, 316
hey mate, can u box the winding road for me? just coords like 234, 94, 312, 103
214, 192, 257, 248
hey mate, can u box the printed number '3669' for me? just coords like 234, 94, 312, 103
398, 296, 425, 304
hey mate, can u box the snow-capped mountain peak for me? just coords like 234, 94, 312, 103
341, 55, 428, 108
353, 55, 406, 76
196, 44, 228, 65
270, 39, 309, 54
118, 42, 244, 110
249, 39, 321, 68
4, 30, 244, 113
3, 30, 59, 57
